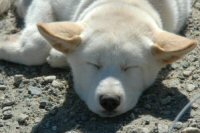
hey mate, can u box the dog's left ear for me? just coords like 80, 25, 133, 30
37, 22, 83, 53
152, 31, 197, 64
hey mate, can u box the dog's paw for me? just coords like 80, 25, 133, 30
47, 49, 68, 68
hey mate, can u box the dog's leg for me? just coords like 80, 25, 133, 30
47, 49, 69, 68
15, 0, 32, 18
0, 0, 55, 65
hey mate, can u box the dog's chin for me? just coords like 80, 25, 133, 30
96, 111, 121, 117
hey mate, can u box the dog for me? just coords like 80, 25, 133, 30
0, 0, 197, 117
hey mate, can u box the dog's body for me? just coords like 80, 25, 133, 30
0, 0, 196, 117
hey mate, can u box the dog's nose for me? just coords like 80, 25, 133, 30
100, 95, 120, 111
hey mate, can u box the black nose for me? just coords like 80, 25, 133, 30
100, 95, 120, 111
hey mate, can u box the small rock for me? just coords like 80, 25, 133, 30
23, 79, 29, 84
28, 86, 42, 95
144, 104, 151, 109
3, 110, 13, 119
192, 74, 199, 80
44, 76, 56, 83
0, 94, 5, 100
2, 99, 15, 107
182, 61, 189, 68
52, 80, 64, 88
0, 80, 4, 85
0, 85, 7, 91
174, 122, 183, 129
52, 126, 57, 131
126, 127, 149, 133
14, 75, 23, 86
144, 120, 150, 125
39, 99, 48, 109
182, 127, 200, 133
192, 103, 198, 110
17, 114, 29, 125
14, 74, 23, 82
2, 106, 12, 112
157, 124, 169, 133
187, 84, 196, 92
0, 120, 3, 127
190, 121, 198, 128
171, 63, 179, 69
183, 70, 192, 77
130, 113, 136, 119
34, 117, 41, 123
161, 96, 172, 105
188, 119, 198, 127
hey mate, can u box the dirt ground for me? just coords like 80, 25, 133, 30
0, 1, 200, 133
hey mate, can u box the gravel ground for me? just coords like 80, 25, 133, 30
0, 1, 200, 133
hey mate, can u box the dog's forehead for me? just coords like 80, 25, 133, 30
79, 31, 151, 65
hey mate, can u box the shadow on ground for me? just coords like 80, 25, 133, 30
22, 65, 191, 133
0, 61, 190, 133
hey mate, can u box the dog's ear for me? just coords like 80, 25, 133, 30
37, 22, 83, 53
152, 31, 197, 64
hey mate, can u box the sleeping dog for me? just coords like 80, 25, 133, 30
0, 0, 197, 117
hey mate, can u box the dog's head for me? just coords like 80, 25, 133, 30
37, 5, 197, 117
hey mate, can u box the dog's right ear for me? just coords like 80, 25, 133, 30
37, 22, 83, 53
152, 31, 197, 64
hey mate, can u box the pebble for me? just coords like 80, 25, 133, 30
183, 70, 193, 77
0, 80, 4, 85
187, 84, 196, 92
182, 127, 200, 133
14, 75, 23, 86
130, 113, 136, 119
171, 63, 179, 69
0, 93, 5, 100
144, 120, 150, 125
190, 121, 198, 128
39, 99, 48, 109
0, 122, 3, 127
44, 76, 56, 83
174, 122, 183, 129
52, 80, 64, 88
192, 103, 198, 110
3, 110, 13, 119
125, 127, 149, 133
28, 86, 42, 95
17, 114, 29, 124
157, 123, 169, 133
0, 85, 7, 91
161, 96, 172, 105
2, 106, 12, 112
182, 61, 190, 68
144, 104, 151, 109
34, 117, 42, 123
188, 119, 198, 127
52, 126, 57, 131
2, 99, 15, 107
192, 74, 199, 80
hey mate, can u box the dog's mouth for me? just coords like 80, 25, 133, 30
100, 110, 119, 117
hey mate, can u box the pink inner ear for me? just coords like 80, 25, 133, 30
154, 31, 197, 53
152, 31, 197, 64
37, 22, 82, 53
152, 44, 182, 64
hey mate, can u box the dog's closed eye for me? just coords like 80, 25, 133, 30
121, 65, 139, 72
87, 62, 102, 70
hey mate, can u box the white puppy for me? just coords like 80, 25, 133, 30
0, 0, 197, 117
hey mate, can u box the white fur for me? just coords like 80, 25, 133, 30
0, 0, 192, 117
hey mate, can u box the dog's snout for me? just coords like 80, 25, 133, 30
100, 95, 120, 111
